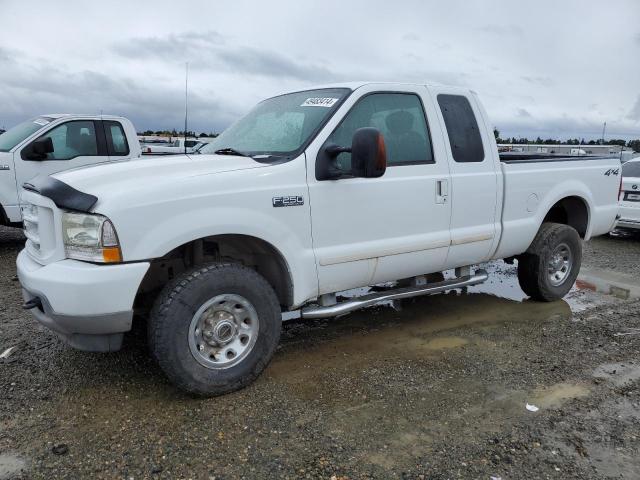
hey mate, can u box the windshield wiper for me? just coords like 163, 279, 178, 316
214, 147, 250, 157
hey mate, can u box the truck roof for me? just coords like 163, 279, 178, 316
299, 81, 475, 94
41, 113, 128, 121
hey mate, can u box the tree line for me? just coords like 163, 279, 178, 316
493, 128, 639, 152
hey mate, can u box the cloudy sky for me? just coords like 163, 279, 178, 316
1, 0, 639, 140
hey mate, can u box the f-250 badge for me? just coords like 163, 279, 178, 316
273, 196, 304, 207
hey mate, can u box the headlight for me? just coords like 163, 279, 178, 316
62, 212, 122, 263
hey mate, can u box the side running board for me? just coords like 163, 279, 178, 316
301, 269, 488, 319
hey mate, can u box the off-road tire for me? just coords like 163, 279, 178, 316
517, 222, 582, 302
148, 262, 281, 396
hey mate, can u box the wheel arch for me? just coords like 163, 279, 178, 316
540, 195, 590, 238
135, 233, 295, 311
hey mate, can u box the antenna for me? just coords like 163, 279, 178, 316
184, 62, 189, 154
601, 121, 606, 145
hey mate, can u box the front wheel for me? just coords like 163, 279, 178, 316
517, 223, 582, 302
148, 263, 281, 396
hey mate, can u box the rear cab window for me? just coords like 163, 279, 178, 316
104, 121, 130, 156
437, 94, 484, 163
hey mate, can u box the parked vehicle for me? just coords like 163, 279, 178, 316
142, 138, 203, 155
16, 82, 620, 396
616, 158, 640, 231
0, 115, 141, 226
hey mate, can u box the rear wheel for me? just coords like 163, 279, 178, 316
517, 223, 581, 302
148, 263, 281, 396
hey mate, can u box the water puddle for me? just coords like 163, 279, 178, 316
530, 382, 590, 409
423, 336, 468, 350
283, 260, 631, 322
0, 454, 26, 480
593, 361, 640, 387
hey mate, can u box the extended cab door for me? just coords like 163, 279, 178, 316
306, 85, 452, 294
16, 119, 111, 188
429, 87, 501, 267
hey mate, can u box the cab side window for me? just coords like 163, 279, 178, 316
38, 121, 98, 160
437, 94, 485, 163
104, 121, 130, 156
326, 93, 433, 170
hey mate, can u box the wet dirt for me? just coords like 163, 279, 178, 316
1, 227, 640, 479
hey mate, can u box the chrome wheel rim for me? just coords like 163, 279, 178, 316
188, 294, 259, 369
547, 242, 573, 287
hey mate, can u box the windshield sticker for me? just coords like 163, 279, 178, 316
33, 118, 51, 126
301, 97, 339, 108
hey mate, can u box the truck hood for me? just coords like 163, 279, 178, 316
51, 154, 267, 200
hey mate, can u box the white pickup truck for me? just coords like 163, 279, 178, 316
16, 82, 620, 396
141, 138, 203, 155
0, 115, 141, 226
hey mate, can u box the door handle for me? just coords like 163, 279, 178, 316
436, 179, 449, 204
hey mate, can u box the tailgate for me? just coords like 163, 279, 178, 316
621, 177, 640, 203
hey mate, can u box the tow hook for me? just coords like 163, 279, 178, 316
23, 297, 43, 310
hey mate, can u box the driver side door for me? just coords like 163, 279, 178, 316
306, 85, 452, 295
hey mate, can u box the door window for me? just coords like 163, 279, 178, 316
326, 93, 433, 170
38, 121, 98, 160
437, 94, 485, 163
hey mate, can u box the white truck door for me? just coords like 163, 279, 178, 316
307, 85, 452, 295
430, 88, 500, 267
15, 119, 110, 188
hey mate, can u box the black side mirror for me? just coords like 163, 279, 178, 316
316, 127, 387, 180
25, 137, 54, 160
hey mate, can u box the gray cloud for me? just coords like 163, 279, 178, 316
113, 31, 224, 60
478, 25, 523, 36
113, 31, 338, 82
0, 51, 239, 132
521, 76, 554, 87
402, 33, 420, 42
517, 108, 532, 118
0, 0, 638, 140
627, 95, 640, 122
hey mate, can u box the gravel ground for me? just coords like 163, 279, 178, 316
583, 230, 640, 277
1, 226, 639, 479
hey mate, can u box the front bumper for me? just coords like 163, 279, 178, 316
17, 250, 150, 352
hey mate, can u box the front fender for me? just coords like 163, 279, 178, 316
114, 205, 318, 307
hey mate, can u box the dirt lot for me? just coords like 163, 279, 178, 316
1, 227, 639, 479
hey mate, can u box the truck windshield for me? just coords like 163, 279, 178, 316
0, 117, 53, 152
200, 88, 350, 157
